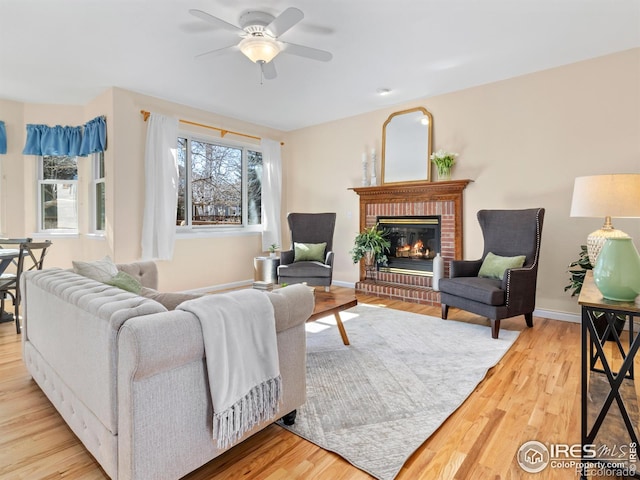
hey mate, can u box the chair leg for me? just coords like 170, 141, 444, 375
324, 286, 330, 292
441, 303, 449, 319
15, 301, 20, 334
525, 312, 534, 328
491, 319, 501, 339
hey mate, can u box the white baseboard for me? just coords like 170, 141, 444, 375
180, 279, 253, 294
332, 280, 356, 288
533, 309, 580, 323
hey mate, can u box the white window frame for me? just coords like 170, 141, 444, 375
90, 151, 105, 234
177, 132, 263, 235
37, 155, 79, 234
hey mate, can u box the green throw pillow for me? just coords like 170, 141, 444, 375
72, 255, 118, 283
478, 252, 526, 280
294, 242, 327, 262
105, 271, 143, 294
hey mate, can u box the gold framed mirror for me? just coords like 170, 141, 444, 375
381, 107, 433, 184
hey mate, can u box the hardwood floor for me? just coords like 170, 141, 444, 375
0, 287, 621, 479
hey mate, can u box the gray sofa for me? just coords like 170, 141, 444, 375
21, 261, 314, 480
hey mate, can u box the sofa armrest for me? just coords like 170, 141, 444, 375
118, 311, 204, 380
450, 259, 482, 278
325, 250, 334, 266
503, 266, 538, 312
280, 249, 294, 265
266, 283, 314, 332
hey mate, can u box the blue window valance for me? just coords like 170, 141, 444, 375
0, 120, 7, 154
79, 115, 107, 155
0, 121, 6, 154
22, 115, 107, 157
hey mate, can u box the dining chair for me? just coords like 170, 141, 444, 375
0, 240, 52, 333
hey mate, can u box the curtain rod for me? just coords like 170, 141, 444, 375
140, 110, 283, 146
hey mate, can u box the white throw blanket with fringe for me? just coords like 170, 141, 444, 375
177, 289, 282, 449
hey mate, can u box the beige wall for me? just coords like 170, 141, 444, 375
0, 98, 25, 237
1, 48, 638, 313
283, 48, 640, 316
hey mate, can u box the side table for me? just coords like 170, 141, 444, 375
578, 271, 640, 479
254, 256, 280, 284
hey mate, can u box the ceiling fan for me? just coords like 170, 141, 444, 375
189, 6, 333, 80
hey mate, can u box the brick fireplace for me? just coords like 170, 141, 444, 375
351, 179, 472, 305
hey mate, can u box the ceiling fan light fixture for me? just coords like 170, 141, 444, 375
239, 36, 281, 63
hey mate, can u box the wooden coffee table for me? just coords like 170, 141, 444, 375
308, 289, 357, 345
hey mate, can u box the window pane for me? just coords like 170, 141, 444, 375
95, 181, 105, 231
247, 150, 262, 225
177, 137, 187, 225
43, 156, 77, 180
191, 141, 242, 225
41, 183, 78, 230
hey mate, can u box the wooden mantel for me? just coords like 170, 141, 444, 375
350, 179, 472, 200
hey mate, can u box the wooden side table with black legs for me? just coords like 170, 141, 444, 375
579, 272, 640, 479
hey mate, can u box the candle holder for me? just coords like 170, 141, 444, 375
370, 149, 377, 186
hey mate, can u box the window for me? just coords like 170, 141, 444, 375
38, 155, 78, 232
177, 135, 262, 228
91, 151, 105, 232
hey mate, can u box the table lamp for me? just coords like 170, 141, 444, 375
570, 174, 640, 266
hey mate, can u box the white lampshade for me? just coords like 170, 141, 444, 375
239, 36, 281, 64
570, 174, 640, 266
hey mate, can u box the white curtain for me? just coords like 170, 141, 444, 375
141, 113, 179, 260
260, 138, 282, 252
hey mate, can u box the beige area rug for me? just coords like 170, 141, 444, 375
278, 304, 520, 480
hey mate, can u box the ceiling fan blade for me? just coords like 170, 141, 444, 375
266, 7, 304, 37
189, 9, 244, 34
261, 61, 278, 80
195, 44, 239, 59
282, 42, 333, 62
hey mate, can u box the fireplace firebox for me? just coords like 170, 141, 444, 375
377, 215, 441, 276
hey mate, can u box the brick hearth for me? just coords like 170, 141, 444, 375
351, 180, 472, 306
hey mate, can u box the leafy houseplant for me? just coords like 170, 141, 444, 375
565, 244, 625, 341
268, 243, 280, 257
565, 244, 591, 297
350, 225, 391, 268
430, 149, 458, 181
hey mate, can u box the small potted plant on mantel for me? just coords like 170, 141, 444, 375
350, 225, 391, 280
430, 149, 458, 181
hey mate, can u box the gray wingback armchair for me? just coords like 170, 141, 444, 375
278, 212, 336, 291
439, 208, 545, 339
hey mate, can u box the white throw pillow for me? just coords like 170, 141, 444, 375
72, 256, 119, 283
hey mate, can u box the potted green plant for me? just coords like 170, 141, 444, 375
350, 225, 391, 274
430, 149, 458, 181
268, 243, 280, 258
565, 244, 625, 341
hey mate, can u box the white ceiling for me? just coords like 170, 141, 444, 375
1, 0, 639, 131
